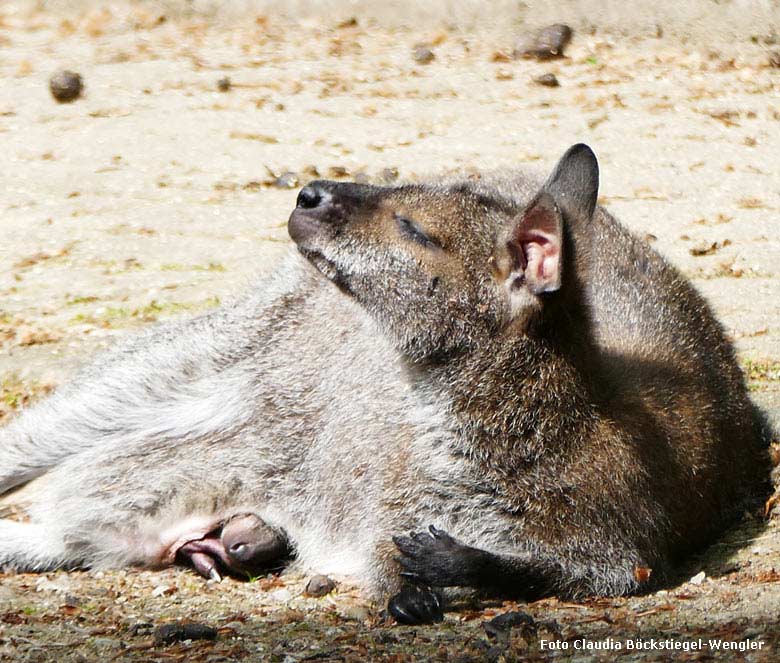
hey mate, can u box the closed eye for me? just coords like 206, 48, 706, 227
394, 214, 441, 249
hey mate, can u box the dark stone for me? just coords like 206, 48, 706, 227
413, 46, 435, 64
304, 574, 336, 597
153, 622, 218, 646
49, 70, 83, 103
515, 24, 573, 60
534, 73, 560, 87
483, 610, 536, 640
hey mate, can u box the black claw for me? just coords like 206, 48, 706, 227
388, 600, 417, 625
392, 526, 471, 588
428, 525, 454, 544
388, 585, 445, 625
393, 535, 415, 552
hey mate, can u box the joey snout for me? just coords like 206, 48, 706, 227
176, 514, 291, 580
220, 513, 291, 572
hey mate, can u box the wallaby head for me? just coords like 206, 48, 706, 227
288, 144, 599, 362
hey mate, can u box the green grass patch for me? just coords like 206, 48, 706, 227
160, 262, 226, 272
743, 359, 780, 391
1, 375, 54, 421
69, 297, 221, 328
66, 295, 100, 306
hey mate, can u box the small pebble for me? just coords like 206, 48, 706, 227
127, 622, 154, 636
689, 571, 706, 585
92, 637, 124, 650
769, 51, 780, 68
153, 622, 218, 646
689, 241, 719, 257
49, 70, 83, 103
327, 165, 350, 179
413, 45, 435, 64
337, 16, 358, 28
62, 594, 82, 608
534, 73, 560, 87
151, 584, 172, 597
270, 588, 292, 603
483, 611, 536, 639
340, 604, 371, 622
515, 24, 572, 60
222, 621, 245, 632
273, 172, 299, 189
304, 574, 336, 597
380, 167, 399, 183
217, 76, 232, 92
35, 575, 71, 593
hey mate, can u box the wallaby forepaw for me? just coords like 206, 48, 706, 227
393, 525, 472, 587
387, 585, 444, 625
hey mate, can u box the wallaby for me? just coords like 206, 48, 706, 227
0, 145, 768, 625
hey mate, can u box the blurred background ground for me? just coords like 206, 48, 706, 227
0, 1, 779, 660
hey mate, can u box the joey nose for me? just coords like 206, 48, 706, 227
228, 540, 249, 560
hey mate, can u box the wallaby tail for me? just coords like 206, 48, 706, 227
0, 519, 72, 572
0, 421, 57, 495
0, 392, 95, 495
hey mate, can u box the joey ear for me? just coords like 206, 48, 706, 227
506, 191, 563, 296
543, 143, 599, 224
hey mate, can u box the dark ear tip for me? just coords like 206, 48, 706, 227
563, 143, 598, 169
543, 143, 600, 222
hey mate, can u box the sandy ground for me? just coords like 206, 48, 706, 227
1, 2, 780, 661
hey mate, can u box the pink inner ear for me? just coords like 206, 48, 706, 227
516, 202, 562, 294
521, 231, 558, 288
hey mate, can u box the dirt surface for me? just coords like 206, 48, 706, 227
1, 2, 780, 661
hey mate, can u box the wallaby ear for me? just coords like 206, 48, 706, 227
543, 143, 599, 223
495, 145, 597, 314
505, 191, 563, 296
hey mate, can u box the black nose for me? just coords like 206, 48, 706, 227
228, 540, 250, 561
296, 184, 325, 209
